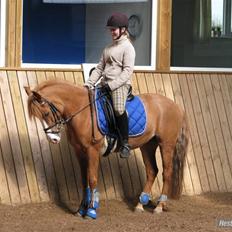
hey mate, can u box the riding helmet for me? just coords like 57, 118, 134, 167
106, 13, 129, 28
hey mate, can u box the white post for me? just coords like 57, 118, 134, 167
0, 0, 6, 67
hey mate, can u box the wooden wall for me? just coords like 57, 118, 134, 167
0, 69, 231, 205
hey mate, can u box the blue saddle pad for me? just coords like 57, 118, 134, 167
95, 90, 147, 137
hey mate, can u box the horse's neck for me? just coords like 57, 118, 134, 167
51, 84, 85, 98
55, 85, 89, 112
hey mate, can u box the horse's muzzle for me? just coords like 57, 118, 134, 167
42, 120, 61, 144
46, 132, 61, 144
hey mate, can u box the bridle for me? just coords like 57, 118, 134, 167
34, 98, 68, 135
40, 99, 67, 134
34, 97, 91, 135
33, 88, 106, 141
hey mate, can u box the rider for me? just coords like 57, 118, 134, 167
84, 12, 136, 158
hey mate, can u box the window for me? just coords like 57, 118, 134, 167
0, 0, 6, 67
22, 0, 157, 69
171, 0, 232, 70
211, 0, 232, 38
43, 0, 148, 2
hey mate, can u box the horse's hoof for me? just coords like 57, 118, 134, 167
154, 206, 163, 213
84, 215, 95, 220
75, 210, 85, 218
135, 203, 144, 212
154, 200, 168, 213
75, 212, 83, 217
135, 207, 144, 213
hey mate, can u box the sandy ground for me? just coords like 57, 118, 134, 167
0, 193, 231, 232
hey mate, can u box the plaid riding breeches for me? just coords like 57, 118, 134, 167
111, 84, 130, 116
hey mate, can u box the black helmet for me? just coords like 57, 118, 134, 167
106, 13, 128, 28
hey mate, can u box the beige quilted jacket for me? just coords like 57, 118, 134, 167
85, 35, 136, 91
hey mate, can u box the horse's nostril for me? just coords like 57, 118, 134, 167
50, 139, 58, 144
46, 133, 61, 144
52, 137, 60, 144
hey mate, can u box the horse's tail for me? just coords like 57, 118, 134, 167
170, 113, 189, 199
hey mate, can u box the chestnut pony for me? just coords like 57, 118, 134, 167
25, 80, 189, 219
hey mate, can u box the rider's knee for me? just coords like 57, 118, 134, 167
114, 109, 125, 117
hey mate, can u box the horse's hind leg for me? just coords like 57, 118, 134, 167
135, 138, 159, 212
155, 143, 175, 213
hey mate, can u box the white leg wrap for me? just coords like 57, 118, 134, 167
158, 194, 168, 202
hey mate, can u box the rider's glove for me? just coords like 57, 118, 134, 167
84, 83, 94, 90
101, 83, 111, 93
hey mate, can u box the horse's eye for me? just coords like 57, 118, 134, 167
44, 112, 49, 117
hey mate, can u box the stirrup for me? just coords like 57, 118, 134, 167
119, 143, 131, 158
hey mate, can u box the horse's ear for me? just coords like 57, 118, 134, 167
24, 86, 43, 103
32, 91, 43, 103
24, 86, 32, 96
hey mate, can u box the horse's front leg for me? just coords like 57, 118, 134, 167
85, 146, 100, 219
67, 130, 91, 217
74, 147, 90, 217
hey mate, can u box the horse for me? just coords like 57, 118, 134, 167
24, 79, 189, 219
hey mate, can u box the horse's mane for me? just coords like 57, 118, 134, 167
27, 95, 42, 120
34, 80, 78, 92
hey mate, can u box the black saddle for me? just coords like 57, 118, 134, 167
98, 87, 134, 157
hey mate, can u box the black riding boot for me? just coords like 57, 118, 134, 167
116, 112, 131, 158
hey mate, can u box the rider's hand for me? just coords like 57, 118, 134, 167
101, 83, 111, 93
84, 83, 94, 90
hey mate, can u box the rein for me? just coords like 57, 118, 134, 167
37, 88, 107, 143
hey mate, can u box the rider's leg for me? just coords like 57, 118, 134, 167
116, 111, 130, 158
111, 84, 131, 158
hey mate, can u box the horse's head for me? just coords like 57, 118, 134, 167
24, 86, 63, 144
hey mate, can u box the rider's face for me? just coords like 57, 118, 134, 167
109, 27, 120, 40
109, 27, 125, 40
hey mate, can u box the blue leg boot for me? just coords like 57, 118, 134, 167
139, 192, 151, 205
77, 187, 91, 217
86, 189, 100, 219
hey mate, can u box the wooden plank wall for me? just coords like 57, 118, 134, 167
0, 70, 231, 205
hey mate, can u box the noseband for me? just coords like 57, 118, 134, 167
43, 102, 66, 134
33, 98, 67, 135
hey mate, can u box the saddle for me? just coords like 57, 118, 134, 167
98, 88, 131, 156
92, 87, 147, 157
